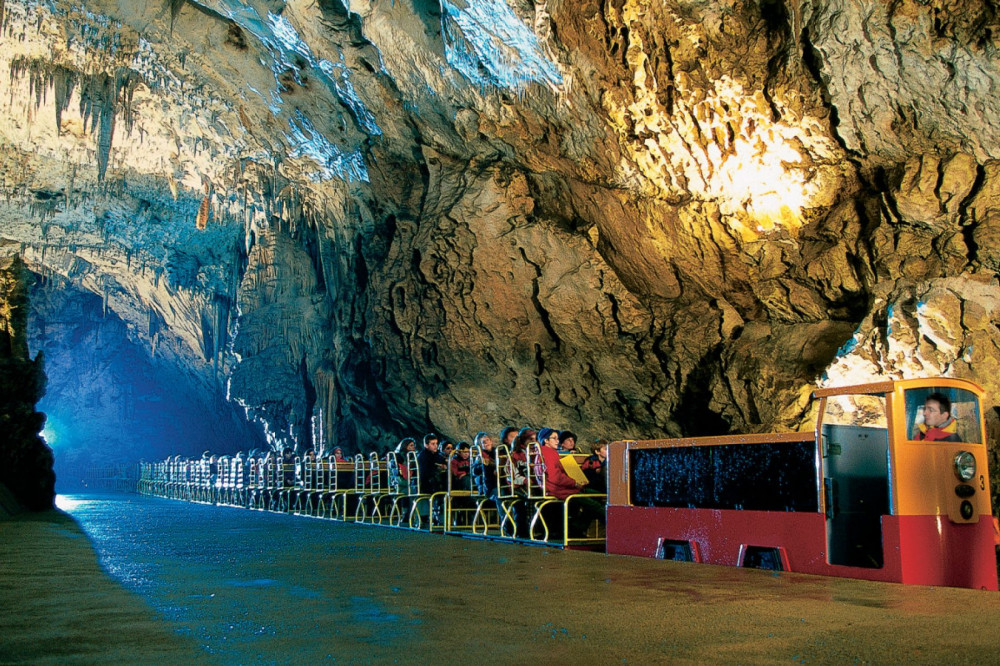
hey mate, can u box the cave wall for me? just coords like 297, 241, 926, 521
0, 256, 54, 511
0, 0, 998, 485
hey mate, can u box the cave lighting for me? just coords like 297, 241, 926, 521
716, 136, 808, 235
41, 421, 58, 448
694, 78, 823, 238
610, 71, 838, 238
54, 495, 86, 512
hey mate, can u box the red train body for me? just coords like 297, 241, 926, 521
606, 378, 998, 590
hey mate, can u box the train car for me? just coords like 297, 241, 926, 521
606, 377, 999, 590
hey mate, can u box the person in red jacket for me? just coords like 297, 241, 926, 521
537, 428, 585, 499
450, 442, 472, 490
914, 393, 961, 442
580, 440, 608, 494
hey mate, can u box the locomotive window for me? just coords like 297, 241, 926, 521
822, 394, 887, 429
629, 441, 819, 512
905, 387, 981, 444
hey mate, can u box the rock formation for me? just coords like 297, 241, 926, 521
0, 0, 999, 496
0, 256, 54, 511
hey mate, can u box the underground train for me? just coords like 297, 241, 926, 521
138, 377, 999, 591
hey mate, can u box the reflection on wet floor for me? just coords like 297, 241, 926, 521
9, 493, 996, 663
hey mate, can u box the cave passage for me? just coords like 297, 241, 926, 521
27, 279, 266, 489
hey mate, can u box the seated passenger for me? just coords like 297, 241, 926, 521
393, 438, 416, 492
232, 452, 246, 490
281, 446, 296, 487
914, 392, 961, 442
417, 433, 447, 493
472, 432, 497, 497
451, 442, 472, 490
511, 428, 536, 491
495, 427, 518, 487
557, 430, 578, 454
441, 441, 455, 460
537, 428, 585, 499
208, 453, 219, 487
580, 440, 608, 494
498, 426, 518, 451
539, 428, 604, 537
302, 449, 316, 477
332, 450, 354, 489
363, 450, 382, 487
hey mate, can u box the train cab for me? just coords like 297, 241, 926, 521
606, 377, 998, 590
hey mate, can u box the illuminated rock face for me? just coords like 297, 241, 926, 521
0, 0, 999, 465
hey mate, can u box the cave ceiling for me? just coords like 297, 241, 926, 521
2, 0, 1000, 454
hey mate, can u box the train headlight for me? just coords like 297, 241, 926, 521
954, 451, 976, 482
960, 500, 975, 520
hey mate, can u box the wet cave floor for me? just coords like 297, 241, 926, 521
2, 494, 1000, 664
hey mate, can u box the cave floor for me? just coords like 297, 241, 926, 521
2, 494, 1000, 664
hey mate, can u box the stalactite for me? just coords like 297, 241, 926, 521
6, 57, 142, 181
65, 164, 75, 209
199, 307, 214, 362
79, 73, 113, 180
96, 80, 115, 182
148, 306, 161, 358
196, 194, 210, 229
74, 67, 141, 181
53, 66, 76, 133
214, 295, 229, 363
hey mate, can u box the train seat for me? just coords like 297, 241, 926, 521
443, 450, 476, 534
405, 450, 446, 531
468, 444, 500, 536
494, 444, 525, 539
527, 444, 606, 547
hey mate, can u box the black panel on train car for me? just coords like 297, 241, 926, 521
631, 446, 712, 508
629, 441, 819, 512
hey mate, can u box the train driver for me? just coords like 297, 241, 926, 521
914, 392, 961, 442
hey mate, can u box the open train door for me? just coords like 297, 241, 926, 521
817, 387, 891, 569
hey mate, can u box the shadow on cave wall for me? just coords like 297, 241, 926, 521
675, 344, 731, 437
0, 256, 55, 512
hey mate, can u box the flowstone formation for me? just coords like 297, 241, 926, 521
0, 0, 999, 485
0, 256, 54, 512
